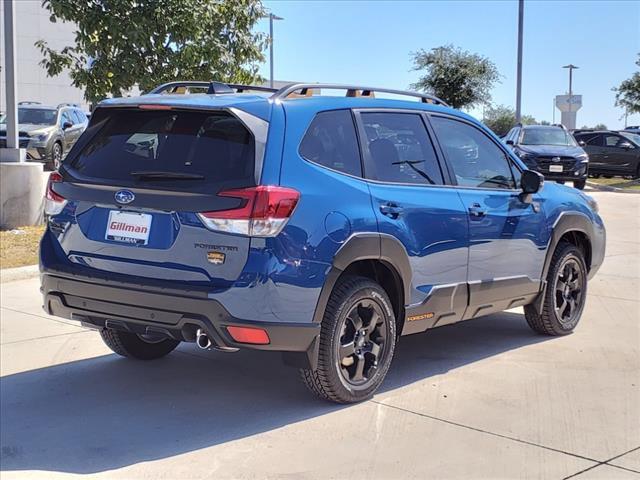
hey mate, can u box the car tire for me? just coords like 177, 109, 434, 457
524, 242, 588, 336
574, 179, 586, 190
634, 165, 640, 180
590, 173, 600, 179
300, 275, 397, 403
556, 180, 565, 185
100, 328, 180, 360
49, 142, 63, 171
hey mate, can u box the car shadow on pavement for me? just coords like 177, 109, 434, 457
0, 311, 552, 474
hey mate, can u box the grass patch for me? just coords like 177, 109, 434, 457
588, 177, 640, 190
0, 225, 45, 269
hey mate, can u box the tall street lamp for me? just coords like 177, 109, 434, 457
268, 13, 284, 88
515, 0, 524, 123
562, 64, 579, 113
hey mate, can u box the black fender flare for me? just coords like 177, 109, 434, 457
294, 233, 412, 370
530, 211, 596, 314
312, 232, 412, 324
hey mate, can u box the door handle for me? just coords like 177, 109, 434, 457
468, 203, 487, 218
379, 203, 403, 219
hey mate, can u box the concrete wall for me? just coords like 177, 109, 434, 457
0, 163, 46, 229
0, 1, 88, 110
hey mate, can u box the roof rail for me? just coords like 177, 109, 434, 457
147, 81, 279, 95
57, 102, 80, 108
18, 101, 42, 105
270, 83, 449, 106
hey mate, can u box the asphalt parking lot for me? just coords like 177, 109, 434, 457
0, 190, 638, 480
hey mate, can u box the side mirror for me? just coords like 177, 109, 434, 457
62, 121, 73, 130
521, 169, 543, 194
505, 139, 514, 146
620, 142, 633, 149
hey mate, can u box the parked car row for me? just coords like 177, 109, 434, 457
0, 101, 89, 170
502, 123, 640, 188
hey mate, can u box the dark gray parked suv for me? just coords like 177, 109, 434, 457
573, 129, 640, 179
0, 103, 88, 170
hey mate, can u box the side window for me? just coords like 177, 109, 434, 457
70, 110, 82, 124
604, 135, 624, 148
360, 112, 444, 185
60, 110, 73, 126
576, 133, 601, 146
299, 110, 362, 177
431, 116, 516, 189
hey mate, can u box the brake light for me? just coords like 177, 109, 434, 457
44, 171, 68, 215
226, 326, 270, 345
197, 186, 299, 237
138, 104, 173, 110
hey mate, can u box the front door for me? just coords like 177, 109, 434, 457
429, 115, 550, 319
355, 110, 469, 334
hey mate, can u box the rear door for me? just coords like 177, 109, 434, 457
602, 133, 638, 174
429, 115, 549, 319
355, 110, 469, 333
51, 106, 265, 285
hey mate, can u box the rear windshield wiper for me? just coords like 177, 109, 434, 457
130, 170, 204, 180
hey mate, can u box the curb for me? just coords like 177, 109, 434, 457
0, 264, 39, 283
586, 181, 640, 194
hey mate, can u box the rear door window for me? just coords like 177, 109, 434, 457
68, 108, 255, 192
360, 112, 444, 185
299, 110, 362, 177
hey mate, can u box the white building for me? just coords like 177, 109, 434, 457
0, 1, 88, 111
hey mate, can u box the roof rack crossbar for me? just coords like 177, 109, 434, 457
227, 84, 279, 93
147, 81, 279, 95
270, 83, 449, 106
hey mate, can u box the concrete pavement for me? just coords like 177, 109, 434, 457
0, 190, 638, 479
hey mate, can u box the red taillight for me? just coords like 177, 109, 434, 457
197, 186, 299, 236
226, 326, 270, 345
44, 171, 67, 215
138, 104, 173, 110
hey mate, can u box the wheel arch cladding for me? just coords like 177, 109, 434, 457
312, 233, 411, 329
530, 211, 602, 315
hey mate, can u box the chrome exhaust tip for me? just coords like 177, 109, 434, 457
196, 328, 212, 350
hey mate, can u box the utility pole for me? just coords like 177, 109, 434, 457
268, 13, 284, 89
1, 0, 21, 161
515, 0, 524, 123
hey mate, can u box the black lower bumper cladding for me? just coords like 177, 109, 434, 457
41, 273, 320, 357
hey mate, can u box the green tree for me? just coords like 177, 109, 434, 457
614, 53, 640, 115
594, 123, 608, 130
36, 0, 267, 104
482, 104, 536, 137
410, 44, 500, 109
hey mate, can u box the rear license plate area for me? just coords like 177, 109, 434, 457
106, 210, 152, 245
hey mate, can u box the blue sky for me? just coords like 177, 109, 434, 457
257, 0, 640, 129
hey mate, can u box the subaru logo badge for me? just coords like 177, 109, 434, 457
114, 190, 135, 204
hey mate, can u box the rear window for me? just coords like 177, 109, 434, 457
69, 109, 255, 191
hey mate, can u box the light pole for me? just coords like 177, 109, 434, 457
268, 13, 284, 89
1, 0, 21, 161
562, 64, 579, 114
515, 0, 524, 123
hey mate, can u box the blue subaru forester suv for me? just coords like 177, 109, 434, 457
41, 81, 606, 403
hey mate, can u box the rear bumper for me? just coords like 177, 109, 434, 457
41, 272, 320, 356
